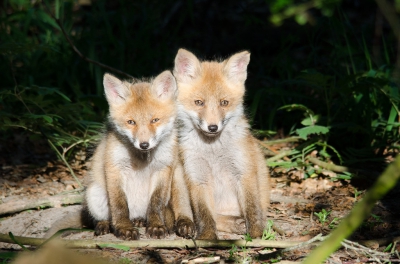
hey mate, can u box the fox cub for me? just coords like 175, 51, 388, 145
85, 70, 194, 240
173, 49, 270, 239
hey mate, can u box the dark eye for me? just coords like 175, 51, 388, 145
220, 100, 229, 106
195, 100, 204, 106
127, 120, 136, 125
151, 118, 159, 123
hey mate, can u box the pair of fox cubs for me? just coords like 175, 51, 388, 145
48, 49, 270, 240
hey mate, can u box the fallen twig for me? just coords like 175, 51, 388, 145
308, 157, 380, 178
259, 137, 302, 145
0, 233, 303, 249
181, 256, 220, 263
258, 140, 290, 160
265, 150, 294, 163
0, 194, 83, 216
358, 236, 400, 248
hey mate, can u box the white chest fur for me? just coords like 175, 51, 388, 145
180, 123, 248, 216
111, 136, 174, 219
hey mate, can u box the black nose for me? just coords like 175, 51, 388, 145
139, 142, 149, 149
208, 125, 218, 132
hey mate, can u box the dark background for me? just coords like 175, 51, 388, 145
1, 0, 398, 172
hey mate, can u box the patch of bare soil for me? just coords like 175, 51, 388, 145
0, 149, 399, 263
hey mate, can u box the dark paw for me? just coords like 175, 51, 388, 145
132, 218, 146, 227
146, 225, 166, 239
176, 217, 195, 238
94, 221, 110, 236
248, 223, 264, 239
113, 224, 139, 240
196, 229, 218, 240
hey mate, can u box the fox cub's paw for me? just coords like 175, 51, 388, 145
196, 229, 218, 240
132, 217, 146, 227
248, 223, 265, 239
94, 220, 110, 236
175, 216, 195, 238
146, 225, 167, 239
113, 222, 139, 240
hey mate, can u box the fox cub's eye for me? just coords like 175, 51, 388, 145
195, 100, 204, 106
220, 100, 229, 106
151, 118, 159, 123
127, 120, 136, 125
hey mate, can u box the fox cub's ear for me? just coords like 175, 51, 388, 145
151, 71, 177, 100
173, 48, 201, 83
224, 51, 250, 84
103, 73, 130, 105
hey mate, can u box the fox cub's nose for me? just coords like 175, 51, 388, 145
139, 142, 150, 150
208, 125, 218, 133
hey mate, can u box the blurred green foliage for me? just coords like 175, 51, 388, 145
0, 0, 398, 173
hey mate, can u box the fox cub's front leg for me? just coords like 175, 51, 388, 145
146, 167, 173, 239
106, 166, 139, 240
190, 183, 218, 240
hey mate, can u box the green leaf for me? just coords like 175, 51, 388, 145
25, 114, 53, 124
301, 115, 320, 126
97, 244, 130, 251
384, 243, 393, 252
295, 125, 329, 140
386, 105, 397, 132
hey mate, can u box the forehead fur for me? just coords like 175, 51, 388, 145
178, 60, 245, 101
110, 80, 175, 121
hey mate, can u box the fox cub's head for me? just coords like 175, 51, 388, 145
104, 71, 177, 151
173, 48, 250, 137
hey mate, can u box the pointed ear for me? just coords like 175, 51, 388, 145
103, 73, 130, 105
151, 70, 177, 100
223, 51, 250, 83
173, 48, 201, 83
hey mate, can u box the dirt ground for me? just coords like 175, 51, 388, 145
0, 143, 399, 263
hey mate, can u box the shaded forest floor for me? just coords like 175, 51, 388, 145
0, 140, 399, 263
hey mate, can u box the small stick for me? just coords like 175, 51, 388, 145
0, 233, 304, 249
0, 194, 83, 216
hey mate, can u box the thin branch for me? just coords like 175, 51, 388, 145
308, 157, 380, 178
259, 137, 302, 145
308, 157, 349, 173
258, 140, 291, 160
281, 233, 325, 253
0, 194, 83, 216
265, 150, 294, 163
43, 3, 133, 79
0, 233, 303, 249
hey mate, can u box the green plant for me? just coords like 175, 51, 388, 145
262, 220, 276, 240
0, 252, 17, 264
328, 217, 339, 229
229, 234, 253, 264
0, 85, 102, 186
384, 243, 393, 253
353, 188, 363, 200
314, 209, 331, 225
118, 257, 133, 264
228, 244, 238, 261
